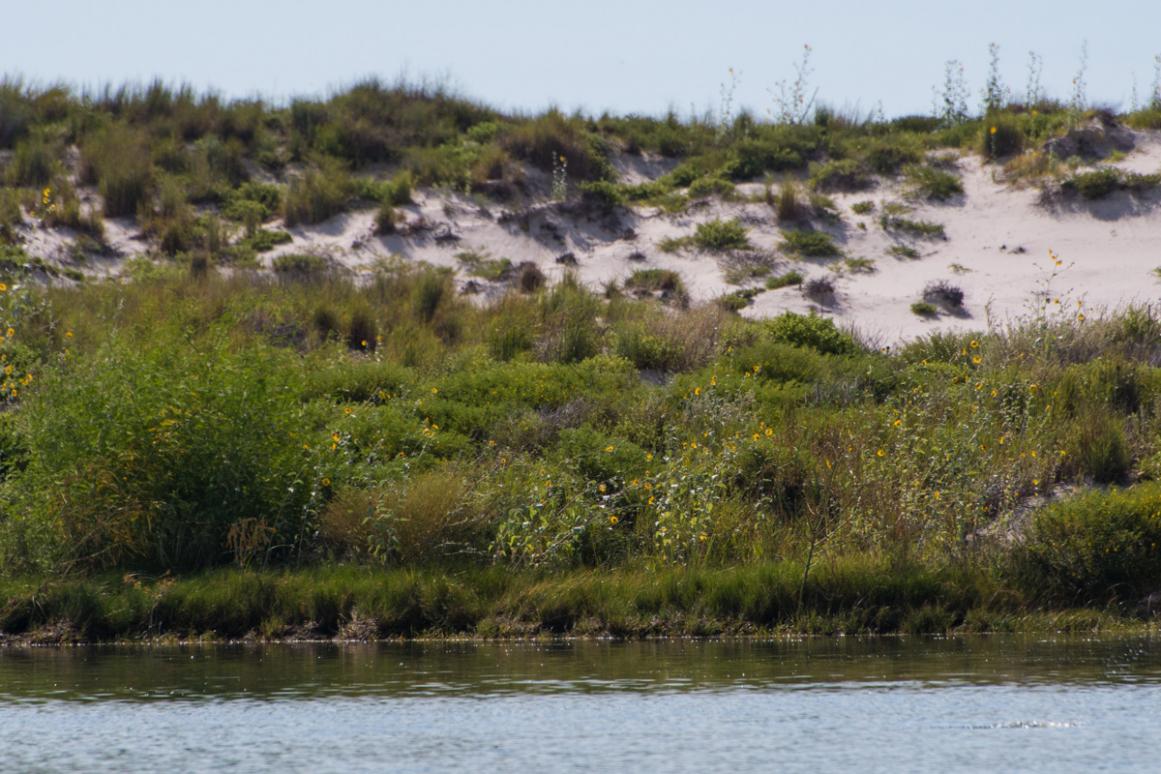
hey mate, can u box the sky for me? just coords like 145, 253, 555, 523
4, 1, 1161, 119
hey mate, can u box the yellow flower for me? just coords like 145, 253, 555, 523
604, 445, 615, 453
752, 432, 760, 441
1032, 478, 1040, 487
972, 355, 982, 365
331, 432, 341, 444
1077, 313, 1086, 322
321, 477, 331, 487
645, 452, 654, 462
876, 448, 886, 458
764, 427, 773, 437
752, 364, 761, 374
609, 515, 619, 526
5, 328, 12, 338
598, 483, 607, 493
65, 330, 73, 339
989, 126, 997, 135
0, 283, 7, 292
969, 339, 979, 349
431, 386, 439, 394
892, 418, 902, 428
694, 386, 701, 396
360, 340, 368, 348
933, 490, 942, 501
343, 406, 353, 415
689, 441, 698, 449
710, 374, 717, 386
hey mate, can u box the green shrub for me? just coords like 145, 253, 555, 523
283, 163, 352, 226
693, 219, 750, 251
687, 176, 735, 200
879, 215, 945, 239
1072, 415, 1131, 484
222, 182, 282, 222
7, 134, 56, 186
502, 110, 610, 181
808, 159, 871, 191
1063, 168, 1121, 200
904, 164, 963, 201
763, 312, 858, 355
860, 138, 922, 175
83, 125, 152, 218
781, 229, 840, 258
273, 253, 331, 277
578, 180, 625, 212
851, 200, 875, 215
765, 270, 804, 289
1, 336, 322, 572
911, 301, 937, 317
727, 139, 802, 179
244, 229, 293, 253
981, 118, 1025, 159
1012, 483, 1161, 604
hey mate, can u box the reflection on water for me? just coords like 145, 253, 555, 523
1, 638, 1160, 772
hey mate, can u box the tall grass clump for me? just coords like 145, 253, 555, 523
283, 162, 353, 226
82, 124, 153, 218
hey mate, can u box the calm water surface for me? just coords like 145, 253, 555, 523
1, 637, 1159, 772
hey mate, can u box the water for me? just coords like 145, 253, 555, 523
1, 637, 1160, 772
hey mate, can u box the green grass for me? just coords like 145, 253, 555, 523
888, 245, 921, 259
1, 556, 1146, 641
911, 301, 937, 317
851, 200, 875, 215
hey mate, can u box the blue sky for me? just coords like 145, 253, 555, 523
5, 1, 1161, 118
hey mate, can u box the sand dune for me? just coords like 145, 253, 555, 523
12, 132, 1161, 345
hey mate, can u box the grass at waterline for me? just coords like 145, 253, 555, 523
0, 560, 1151, 643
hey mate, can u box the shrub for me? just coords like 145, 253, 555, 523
222, 182, 282, 222
808, 159, 871, 191
765, 270, 803, 290
980, 118, 1025, 160
879, 215, 945, 239
7, 134, 56, 186
1012, 483, 1161, 605
502, 110, 610, 181
764, 312, 857, 355
727, 139, 802, 179
922, 280, 964, 309
517, 262, 546, 293
346, 306, 379, 351
272, 253, 331, 277
1, 336, 321, 572
687, 176, 734, 200
283, 163, 352, 226
802, 276, 835, 303
1072, 416, 1131, 484
782, 229, 840, 258
860, 138, 922, 175
1062, 168, 1121, 200
624, 269, 686, 303
83, 125, 152, 218
693, 219, 750, 251
374, 201, 399, 235
887, 245, 920, 259
578, 180, 625, 213
244, 229, 293, 253
904, 164, 963, 201
911, 301, 937, 317
773, 179, 809, 222
851, 200, 875, 215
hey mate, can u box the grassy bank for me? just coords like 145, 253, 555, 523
1, 561, 1151, 644
0, 267, 1160, 638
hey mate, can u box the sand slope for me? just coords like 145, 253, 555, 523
11, 133, 1161, 344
